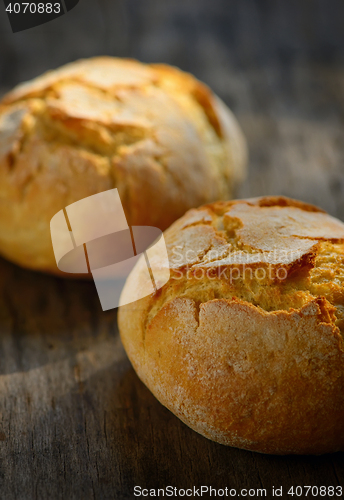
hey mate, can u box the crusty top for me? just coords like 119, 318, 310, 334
0, 57, 246, 272
122, 196, 344, 336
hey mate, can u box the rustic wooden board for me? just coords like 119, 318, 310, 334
0, 256, 343, 500
1, 1, 344, 495
0, 103, 343, 498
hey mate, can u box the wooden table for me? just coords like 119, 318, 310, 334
0, 61, 344, 498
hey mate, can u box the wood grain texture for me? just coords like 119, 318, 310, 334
1, 0, 344, 498
0, 258, 343, 499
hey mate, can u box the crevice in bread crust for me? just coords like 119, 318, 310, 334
0, 59, 235, 185
2, 66, 225, 143
142, 291, 343, 362
0, 101, 148, 205
143, 200, 344, 338
255, 196, 326, 213
1, 70, 235, 207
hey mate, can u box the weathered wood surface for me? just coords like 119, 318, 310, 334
1, 1, 344, 498
0, 258, 344, 500
0, 79, 343, 498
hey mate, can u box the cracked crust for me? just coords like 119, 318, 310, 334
0, 57, 246, 273
118, 196, 344, 454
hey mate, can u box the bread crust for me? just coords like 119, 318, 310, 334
0, 57, 246, 274
118, 196, 344, 454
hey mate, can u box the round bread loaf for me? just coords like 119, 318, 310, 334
0, 57, 246, 274
118, 196, 344, 455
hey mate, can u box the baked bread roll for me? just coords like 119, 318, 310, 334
118, 196, 344, 455
0, 57, 246, 274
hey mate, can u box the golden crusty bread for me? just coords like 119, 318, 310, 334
0, 57, 246, 274
118, 196, 344, 455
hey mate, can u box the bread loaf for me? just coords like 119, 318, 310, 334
118, 196, 344, 454
0, 57, 246, 274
